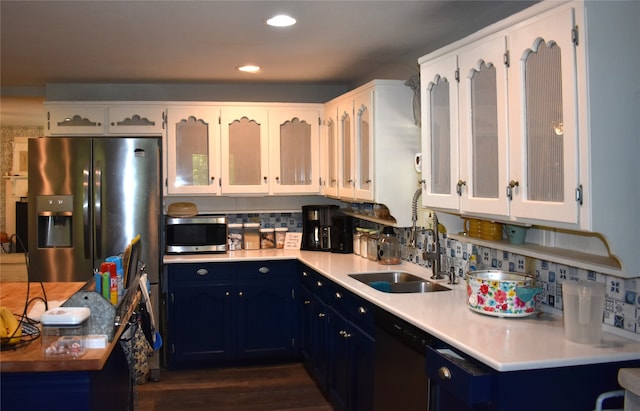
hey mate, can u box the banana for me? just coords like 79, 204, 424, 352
0, 306, 22, 345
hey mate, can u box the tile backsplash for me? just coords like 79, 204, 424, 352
396, 226, 640, 337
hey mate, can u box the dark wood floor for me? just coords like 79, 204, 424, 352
137, 363, 333, 411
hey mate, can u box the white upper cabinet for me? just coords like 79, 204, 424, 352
107, 106, 165, 135
458, 35, 510, 217
507, 6, 579, 225
326, 80, 421, 226
166, 106, 221, 196
268, 109, 321, 195
322, 102, 339, 198
420, 52, 460, 210
219, 107, 270, 195
46, 103, 165, 136
419, 1, 640, 276
46, 105, 106, 135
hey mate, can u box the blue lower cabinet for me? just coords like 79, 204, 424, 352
166, 261, 298, 368
300, 265, 374, 411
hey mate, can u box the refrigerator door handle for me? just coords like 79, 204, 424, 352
83, 165, 91, 259
95, 162, 102, 259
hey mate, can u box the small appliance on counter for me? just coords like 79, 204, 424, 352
301, 205, 338, 251
330, 213, 353, 254
165, 215, 228, 254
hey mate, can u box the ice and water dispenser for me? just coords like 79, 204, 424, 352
37, 195, 73, 248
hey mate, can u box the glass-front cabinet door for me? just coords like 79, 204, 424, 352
458, 36, 509, 217
220, 107, 269, 195
421, 52, 460, 210
507, 7, 578, 224
269, 109, 320, 195
166, 107, 220, 195
323, 103, 339, 198
338, 99, 355, 199
353, 89, 374, 201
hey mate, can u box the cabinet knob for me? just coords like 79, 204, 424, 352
302, 271, 308, 277
316, 281, 323, 288
438, 366, 452, 381
318, 313, 326, 318
304, 300, 311, 305
210, 176, 215, 182
456, 180, 466, 196
263, 176, 268, 183
358, 306, 367, 315
335, 292, 342, 299
506, 180, 520, 200
225, 291, 230, 296
339, 330, 352, 338
275, 176, 280, 183
238, 291, 243, 297
365, 179, 372, 184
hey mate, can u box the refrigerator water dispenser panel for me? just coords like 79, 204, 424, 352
37, 195, 73, 248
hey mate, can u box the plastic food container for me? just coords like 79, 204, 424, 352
243, 223, 261, 250
260, 228, 275, 249
228, 223, 243, 250
275, 227, 288, 249
41, 307, 90, 357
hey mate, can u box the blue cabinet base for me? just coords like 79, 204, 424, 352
1, 342, 132, 411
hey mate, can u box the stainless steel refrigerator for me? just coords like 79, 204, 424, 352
28, 136, 163, 376
27, 137, 161, 286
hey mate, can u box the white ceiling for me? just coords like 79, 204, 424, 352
0, 0, 537, 126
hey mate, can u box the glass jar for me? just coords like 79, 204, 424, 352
228, 223, 243, 250
274, 227, 288, 249
378, 226, 401, 265
353, 228, 363, 256
359, 229, 370, 258
367, 230, 380, 262
260, 228, 275, 249
243, 223, 260, 250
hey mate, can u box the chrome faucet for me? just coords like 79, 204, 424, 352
422, 212, 446, 280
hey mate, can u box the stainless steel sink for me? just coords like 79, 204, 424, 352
348, 271, 451, 293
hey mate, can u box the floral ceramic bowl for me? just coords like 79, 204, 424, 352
466, 270, 542, 317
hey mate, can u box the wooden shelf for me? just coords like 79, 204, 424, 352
447, 233, 622, 275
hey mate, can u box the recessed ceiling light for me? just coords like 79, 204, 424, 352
238, 65, 261, 74
266, 14, 296, 27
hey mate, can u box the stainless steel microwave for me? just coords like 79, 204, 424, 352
165, 215, 227, 254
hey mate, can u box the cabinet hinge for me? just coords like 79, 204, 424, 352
455, 68, 460, 83
575, 184, 583, 205
162, 111, 166, 130
218, 116, 221, 125
291, 288, 295, 299
503, 51, 510, 68
219, 178, 222, 187
318, 116, 321, 126
572, 26, 579, 46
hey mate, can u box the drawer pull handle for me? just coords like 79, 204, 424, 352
196, 268, 209, 276
438, 366, 452, 381
259, 267, 270, 274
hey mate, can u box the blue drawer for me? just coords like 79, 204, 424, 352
426, 344, 494, 406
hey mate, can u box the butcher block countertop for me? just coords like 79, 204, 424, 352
165, 249, 640, 372
0, 282, 135, 373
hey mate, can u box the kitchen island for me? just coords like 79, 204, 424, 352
0, 281, 137, 410
165, 249, 640, 410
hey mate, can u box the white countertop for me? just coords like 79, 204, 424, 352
164, 249, 640, 372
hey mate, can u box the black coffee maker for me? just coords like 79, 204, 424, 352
301, 205, 338, 251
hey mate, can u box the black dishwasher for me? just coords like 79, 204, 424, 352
373, 308, 433, 411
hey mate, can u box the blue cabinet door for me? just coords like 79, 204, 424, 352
169, 282, 234, 365
237, 280, 296, 359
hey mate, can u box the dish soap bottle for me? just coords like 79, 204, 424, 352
378, 226, 401, 265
